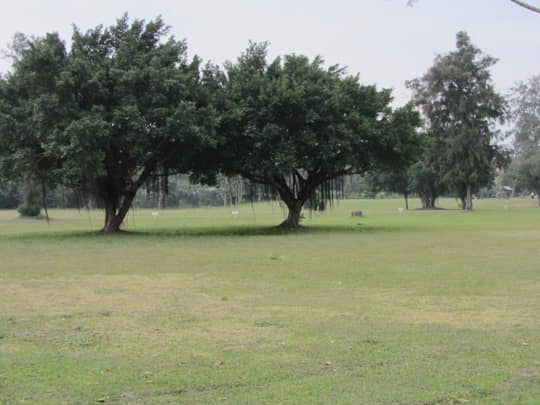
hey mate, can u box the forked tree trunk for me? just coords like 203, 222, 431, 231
279, 200, 304, 228
103, 209, 123, 233
102, 192, 136, 233
420, 194, 436, 209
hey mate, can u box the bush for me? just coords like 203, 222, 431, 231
17, 204, 41, 217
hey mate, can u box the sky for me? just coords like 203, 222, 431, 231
1, 0, 539, 106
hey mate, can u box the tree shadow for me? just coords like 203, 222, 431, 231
0, 221, 405, 242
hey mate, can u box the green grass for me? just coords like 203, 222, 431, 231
1, 198, 539, 404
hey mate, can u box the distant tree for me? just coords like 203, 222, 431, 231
0, 15, 217, 232
366, 170, 412, 209
218, 43, 421, 227
510, 76, 540, 154
513, 152, 540, 201
407, 31, 507, 210
217, 174, 249, 206
342, 174, 375, 199
408, 160, 446, 209
0, 178, 20, 209
509, 75, 540, 204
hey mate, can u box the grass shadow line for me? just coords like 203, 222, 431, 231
0, 221, 410, 242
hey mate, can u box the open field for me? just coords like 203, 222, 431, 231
1, 198, 539, 404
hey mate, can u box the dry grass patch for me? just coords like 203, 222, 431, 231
378, 293, 538, 328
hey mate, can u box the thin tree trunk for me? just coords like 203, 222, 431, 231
41, 178, 49, 223
404, 193, 409, 210
465, 183, 473, 210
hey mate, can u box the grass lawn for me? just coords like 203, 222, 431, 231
1, 198, 539, 404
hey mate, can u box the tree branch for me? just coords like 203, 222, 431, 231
407, 0, 540, 14
238, 169, 266, 185
509, 0, 540, 14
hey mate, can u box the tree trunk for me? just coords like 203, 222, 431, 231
421, 194, 435, 209
404, 193, 409, 210
101, 192, 136, 233
41, 178, 49, 223
279, 200, 303, 228
459, 196, 466, 210
465, 183, 473, 210
159, 192, 166, 209
537, 190, 540, 207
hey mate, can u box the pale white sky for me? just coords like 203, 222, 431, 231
1, 0, 539, 105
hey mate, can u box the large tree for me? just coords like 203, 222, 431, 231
0, 15, 217, 232
509, 75, 540, 204
407, 31, 507, 210
217, 43, 421, 228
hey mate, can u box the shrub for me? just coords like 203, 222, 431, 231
17, 204, 41, 217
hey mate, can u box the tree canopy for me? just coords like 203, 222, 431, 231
0, 15, 217, 232
215, 43, 421, 227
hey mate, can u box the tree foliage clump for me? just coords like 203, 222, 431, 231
408, 31, 507, 210
366, 170, 412, 209
217, 43, 421, 227
408, 160, 446, 209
